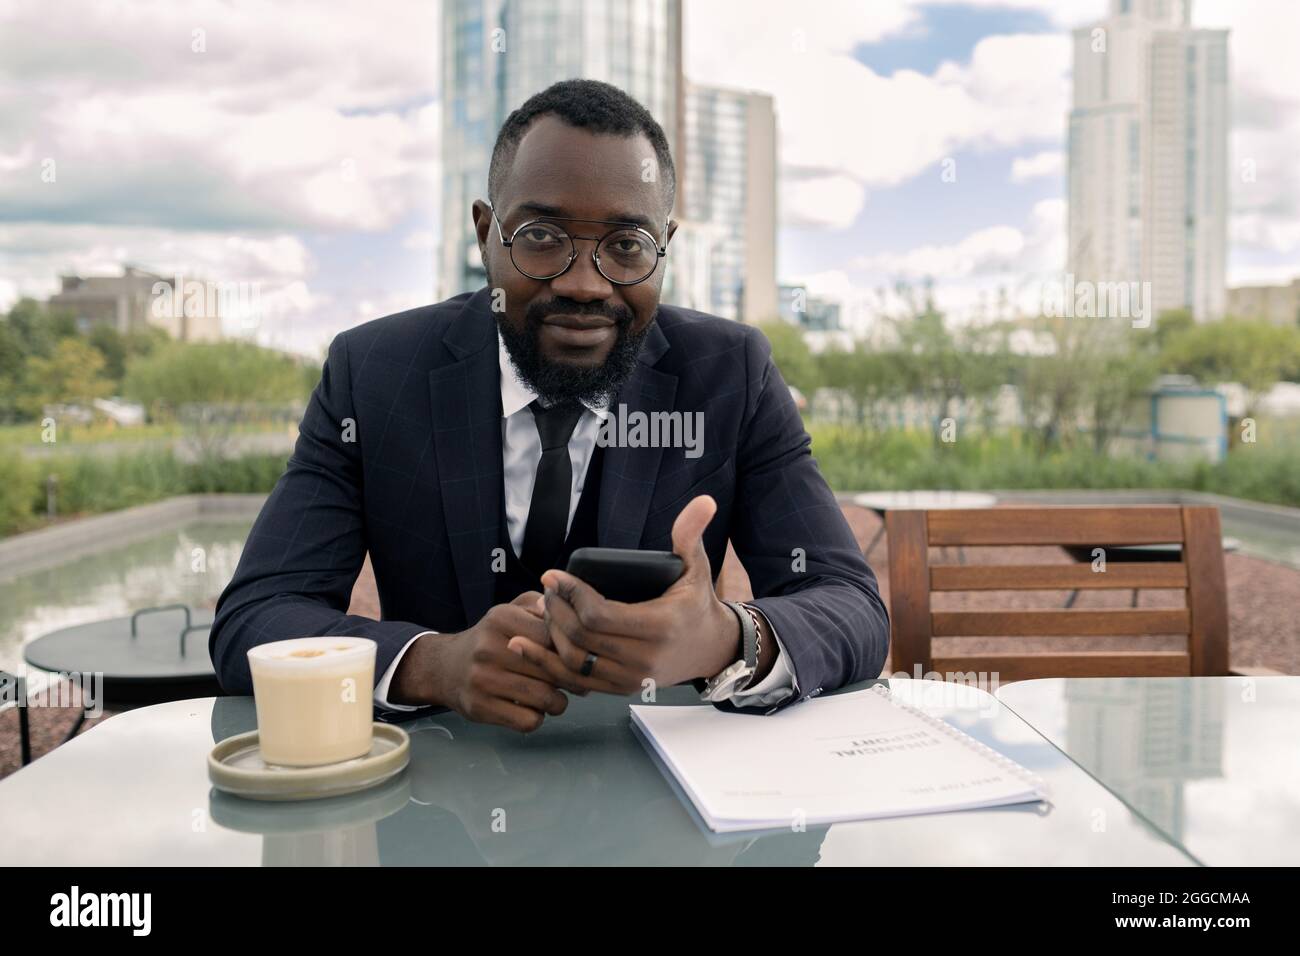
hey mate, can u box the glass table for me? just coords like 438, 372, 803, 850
0, 679, 1195, 866
996, 676, 1300, 866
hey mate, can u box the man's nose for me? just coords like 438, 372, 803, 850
548, 240, 614, 302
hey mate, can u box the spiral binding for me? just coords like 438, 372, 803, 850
869, 683, 1050, 799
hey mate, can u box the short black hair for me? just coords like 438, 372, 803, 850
488, 78, 676, 212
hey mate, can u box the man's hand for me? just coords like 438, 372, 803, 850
508, 495, 748, 694
390, 591, 583, 733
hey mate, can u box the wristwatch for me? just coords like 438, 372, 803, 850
699, 601, 763, 702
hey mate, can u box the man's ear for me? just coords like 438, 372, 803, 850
471, 199, 493, 255
665, 218, 679, 245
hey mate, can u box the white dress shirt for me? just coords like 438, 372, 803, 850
374, 332, 797, 712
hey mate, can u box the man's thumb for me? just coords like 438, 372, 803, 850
671, 495, 717, 568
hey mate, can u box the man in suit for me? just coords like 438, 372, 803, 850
210, 78, 888, 732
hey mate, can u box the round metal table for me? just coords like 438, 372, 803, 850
1060, 537, 1241, 607
23, 604, 218, 704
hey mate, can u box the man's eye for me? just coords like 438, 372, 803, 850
521, 228, 560, 244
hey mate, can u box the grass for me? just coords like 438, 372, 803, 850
2, 425, 1298, 538
0, 419, 293, 449
1, 450, 290, 536
809, 425, 1300, 508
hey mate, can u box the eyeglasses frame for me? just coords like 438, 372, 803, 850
488, 203, 669, 286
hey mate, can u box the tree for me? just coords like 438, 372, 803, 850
1, 298, 84, 421
87, 323, 128, 382
1153, 308, 1195, 354
1084, 325, 1161, 453
4, 297, 77, 359
122, 340, 310, 410
1015, 311, 1159, 453
816, 345, 905, 427
23, 338, 114, 412
1161, 318, 1300, 419
889, 302, 1010, 443
755, 321, 817, 397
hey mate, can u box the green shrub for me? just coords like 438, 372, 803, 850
808, 425, 1300, 508
0, 453, 37, 535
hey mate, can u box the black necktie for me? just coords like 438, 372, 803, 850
521, 399, 585, 574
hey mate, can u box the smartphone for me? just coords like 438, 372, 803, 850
565, 547, 685, 603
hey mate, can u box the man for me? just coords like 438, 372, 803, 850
210, 79, 888, 732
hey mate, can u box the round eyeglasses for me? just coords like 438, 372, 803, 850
490, 204, 668, 286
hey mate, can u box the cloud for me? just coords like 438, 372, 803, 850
850, 197, 1064, 280
686, 3, 1072, 228
780, 174, 869, 229
1010, 149, 1064, 182
1194, 1, 1300, 276
853, 225, 1026, 279
402, 230, 437, 252
0, 1, 441, 234
0, 221, 328, 341
835, 197, 1066, 323
950, 0, 1105, 26
0, 223, 314, 284
0, 0, 442, 352
1229, 212, 1300, 255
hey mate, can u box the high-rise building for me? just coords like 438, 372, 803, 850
439, 0, 684, 300
1067, 0, 1228, 320
680, 83, 778, 323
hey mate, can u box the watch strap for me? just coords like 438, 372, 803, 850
722, 599, 758, 673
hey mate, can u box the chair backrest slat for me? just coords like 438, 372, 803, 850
932, 608, 1190, 637
927, 507, 1186, 546
931, 651, 1192, 681
931, 563, 1188, 591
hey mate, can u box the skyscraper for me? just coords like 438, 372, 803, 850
1067, 0, 1228, 320
439, 0, 683, 300
679, 83, 778, 323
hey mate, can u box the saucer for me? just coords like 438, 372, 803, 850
208, 723, 410, 802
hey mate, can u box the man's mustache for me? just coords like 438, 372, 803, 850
525, 298, 635, 328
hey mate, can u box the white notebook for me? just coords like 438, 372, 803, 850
630, 684, 1049, 832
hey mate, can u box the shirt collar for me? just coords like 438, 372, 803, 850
497, 330, 610, 420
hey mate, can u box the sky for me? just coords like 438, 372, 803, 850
0, 0, 1297, 354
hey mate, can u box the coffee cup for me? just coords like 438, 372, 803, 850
247, 637, 377, 767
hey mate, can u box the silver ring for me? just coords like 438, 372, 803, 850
580, 652, 598, 677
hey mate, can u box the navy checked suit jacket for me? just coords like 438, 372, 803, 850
210, 287, 889, 713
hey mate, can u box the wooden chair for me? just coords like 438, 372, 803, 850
885, 505, 1280, 682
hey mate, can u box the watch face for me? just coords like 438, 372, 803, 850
703, 660, 755, 700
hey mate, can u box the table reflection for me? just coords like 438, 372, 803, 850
999, 676, 1300, 866
209, 690, 828, 866
1064, 678, 1224, 843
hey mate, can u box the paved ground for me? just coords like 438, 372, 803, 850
4, 503, 1296, 779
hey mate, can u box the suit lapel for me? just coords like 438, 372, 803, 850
597, 321, 677, 549
429, 289, 501, 628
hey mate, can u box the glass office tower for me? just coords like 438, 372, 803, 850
1068, 0, 1228, 320
681, 83, 778, 323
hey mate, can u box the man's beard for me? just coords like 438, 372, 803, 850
494, 294, 652, 407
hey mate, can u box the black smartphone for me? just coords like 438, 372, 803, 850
565, 547, 685, 603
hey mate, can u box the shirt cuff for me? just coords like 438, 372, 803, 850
373, 631, 433, 711
714, 607, 798, 708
